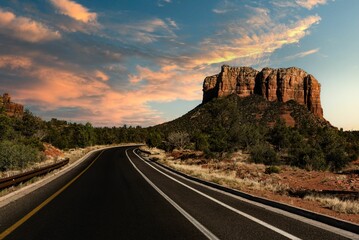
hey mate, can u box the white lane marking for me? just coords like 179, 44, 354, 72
132, 150, 302, 240
125, 149, 219, 240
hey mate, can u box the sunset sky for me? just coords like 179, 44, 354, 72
0, 0, 358, 130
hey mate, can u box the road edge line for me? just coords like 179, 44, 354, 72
0, 150, 104, 240
132, 149, 301, 240
125, 149, 219, 240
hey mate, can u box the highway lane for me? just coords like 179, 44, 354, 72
0, 146, 358, 239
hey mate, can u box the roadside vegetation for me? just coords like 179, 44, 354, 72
0, 108, 146, 171
148, 95, 359, 172
1, 94, 358, 173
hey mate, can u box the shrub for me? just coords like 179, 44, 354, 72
146, 131, 162, 148
289, 144, 326, 170
249, 143, 279, 165
265, 166, 280, 174
193, 133, 209, 151
168, 131, 190, 150
0, 141, 40, 171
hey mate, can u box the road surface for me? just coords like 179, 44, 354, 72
0, 146, 357, 239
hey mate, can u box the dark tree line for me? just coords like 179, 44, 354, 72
0, 109, 147, 171
1, 99, 358, 172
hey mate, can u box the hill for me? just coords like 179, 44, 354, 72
149, 66, 358, 172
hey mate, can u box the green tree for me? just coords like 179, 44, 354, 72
249, 143, 279, 165
192, 133, 209, 151
147, 131, 163, 148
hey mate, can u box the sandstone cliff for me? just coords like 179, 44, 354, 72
0, 93, 24, 117
203, 65, 323, 118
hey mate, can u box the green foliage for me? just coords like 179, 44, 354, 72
146, 131, 163, 148
0, 140, 41, 171
230, 123, 264, 150
192, 133, 209, 151
289, 143, 326, 170
268, 119, 290, 150
249, 143, 279, 165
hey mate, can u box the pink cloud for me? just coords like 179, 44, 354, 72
50, 0, 97, 23
95, 70, 109, 81
190, 14, 321, 67
0, 9, 61, 42
296, 0, 327, 9
285, 48, 320, 60
0, 55, 32, 70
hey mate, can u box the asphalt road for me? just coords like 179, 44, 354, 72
0, 146, 358, 240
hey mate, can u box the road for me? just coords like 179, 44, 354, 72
0, 146, 357, 239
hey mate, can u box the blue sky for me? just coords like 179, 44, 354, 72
0, 0, 358, 130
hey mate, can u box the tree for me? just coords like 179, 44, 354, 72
249, 143, 279, 165
168, 131, 190, 150
147, 131, 162, 148
192, 133, 209, 151
268, 119, 290, 150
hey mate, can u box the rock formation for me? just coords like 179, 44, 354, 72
0, 93, 24, 117
203, 65, 323, 118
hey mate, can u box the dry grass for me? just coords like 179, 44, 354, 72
304, 195, 359, 214
163, 159, 289, 194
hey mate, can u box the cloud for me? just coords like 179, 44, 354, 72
285, 48, 320, 60
117, 18, 177, 44
212, 0, 239, 14
166, 18, 178, 29
158, 0, 172, 7
95, 70, 109, 81
50, 0, 97, 23
190, 11, 321, 67
0, 8, 60, 42
295, 0, 327, 9
0, 55, 32, 70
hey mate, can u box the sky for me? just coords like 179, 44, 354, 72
0, 0, 358, 130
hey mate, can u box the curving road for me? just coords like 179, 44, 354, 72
0, 146, 358, 239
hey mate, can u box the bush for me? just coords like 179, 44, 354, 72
249, 143, 279, 165
193, 133, 209, 151
146, 131, 162, 148
0, 141, 40, 171
265, 166, 280, 174
168, 131, 190, 150
289, 144, 326, 170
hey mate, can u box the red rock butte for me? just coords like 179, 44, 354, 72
0, 93, 24, 117
203, 65, 323, 118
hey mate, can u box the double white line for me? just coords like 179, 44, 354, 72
126, 149, 301, 240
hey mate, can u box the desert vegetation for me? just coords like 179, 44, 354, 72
149, 95, 359, 172
1, 94, 358, 174
140, 146, 359, 222
0, 108, 146, 171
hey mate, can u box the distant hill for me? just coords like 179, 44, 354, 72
154, 93, 329, 135
154, 65, 329, 134
149, 66, 358, 172
203, 65, 323, 118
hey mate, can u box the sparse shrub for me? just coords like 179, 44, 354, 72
168, 131, 190, 150
304, 195, 359, 214
249, 143, 279, 165
0, 140, 40, 171
265, 166, 280, 174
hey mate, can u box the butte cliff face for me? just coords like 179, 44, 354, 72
0, 93, 24, 118
203, 65, 323, 118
